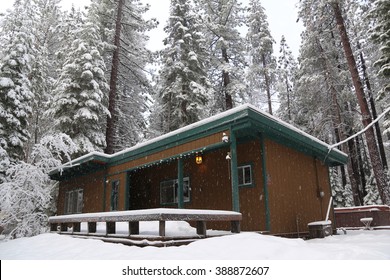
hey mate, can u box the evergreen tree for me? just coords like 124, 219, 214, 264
0, 0, 34, 161
154, 0, 212, 133
246, 0, 277, 114
331, 1, 390, 205
276, 35, 297, 122
371, 0, 390, 136
89, 0, 154, 153
48, 19, 109, 156
26, 0, 65, 155
195, 0, 247, 111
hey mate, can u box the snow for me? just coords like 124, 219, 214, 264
52, 104, 347, 174
307, 220, 332, 226
1, 225, 390, 260
49, 208, 241, 221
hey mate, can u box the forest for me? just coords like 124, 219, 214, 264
0, 0, 389, 238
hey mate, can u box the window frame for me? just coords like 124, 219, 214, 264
64, 188, 84, 214
111, 180, 120, 211
238, 164, 253, 187
160, 177, 190, 205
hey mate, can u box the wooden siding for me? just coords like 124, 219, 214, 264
109, 130, 229, 174
56, 135, 334, 235
265, 138, 332, 235
57, 170, 106, 215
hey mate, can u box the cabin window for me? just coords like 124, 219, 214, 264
160, 177, 190, 205
111, 180, 120, 211
64, 189, 83, 214
238, 165, 252, 186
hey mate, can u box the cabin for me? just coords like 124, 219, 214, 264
49, 104, 347, 236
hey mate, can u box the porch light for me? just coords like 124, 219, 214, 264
195, 154, 203, 165
222, 133, 229, 143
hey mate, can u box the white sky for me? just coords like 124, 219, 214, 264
0, 0, 303, 57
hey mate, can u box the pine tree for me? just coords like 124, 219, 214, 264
371, 0, 390, 137
0, 0, 34, 161
195, 0, 247, 111
276, 35, 297, 122
331, 1, 390, 205
154, 0, 212, 133
246, 0, 277, 114
89, 0, 154, 153
26, 0, 65, 156
48, 19, 109, 156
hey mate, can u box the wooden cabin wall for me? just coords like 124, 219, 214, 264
57, 170, 106, 215
126, 141, 267, 232
236, 140, 266, 232
265, 138, 332, 235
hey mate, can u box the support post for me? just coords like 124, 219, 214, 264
88, 222, 97, 234
129, 221, 139, 235
177, 158, 184, 209
260, 134, 271, 232
159, 221, 166, 236
196, 221, 207, 236
230, 130, 240, 212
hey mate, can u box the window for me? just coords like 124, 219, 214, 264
238, 165, 252, 186
111, 180, 120, 211
64, 189, 83, 214
160, 177, 190, 205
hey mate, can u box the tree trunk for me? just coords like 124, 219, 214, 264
331, 2, 390, 205
262, 54, 273, 115
105, 0, 124, 154
357, 41, 388, 169
222, 47, 233, 110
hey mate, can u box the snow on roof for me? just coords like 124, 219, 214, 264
52, 104, 347, 173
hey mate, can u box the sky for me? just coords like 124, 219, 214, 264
0, 0, 303, 57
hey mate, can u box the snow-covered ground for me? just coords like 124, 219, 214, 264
2, 223, 389, 280
1, 221, 390, 260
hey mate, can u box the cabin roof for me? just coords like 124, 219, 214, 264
49, 104, 348, 181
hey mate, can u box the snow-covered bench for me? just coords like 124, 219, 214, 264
49, 208, 242, 237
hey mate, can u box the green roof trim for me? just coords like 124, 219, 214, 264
49, 104, 348, 181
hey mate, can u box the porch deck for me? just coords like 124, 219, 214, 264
49, 208, 242, 246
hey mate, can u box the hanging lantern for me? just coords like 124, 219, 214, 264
195, 154, 203, 165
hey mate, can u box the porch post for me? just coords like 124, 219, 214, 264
230, 130, 240, 212
177, 157, 184, 208
260, 134, 271, 232
125, 172, 130, 210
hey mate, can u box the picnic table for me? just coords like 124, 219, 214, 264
49, 208, 242, 237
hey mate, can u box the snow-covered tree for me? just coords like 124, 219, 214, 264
246, 0, 277, 114
88, 0, 154, 153
276, 35, 297, 122
0, 133, 77, 239
0, 0, 34, 162
370, 0, 390, 136
195, 0, 247, 111
48, 19, 109, 156
153, 0, 212, 133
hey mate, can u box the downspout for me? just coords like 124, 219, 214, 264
230, 130, 240, 212
260, 134, 271, 232
177, 158, 184, 209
